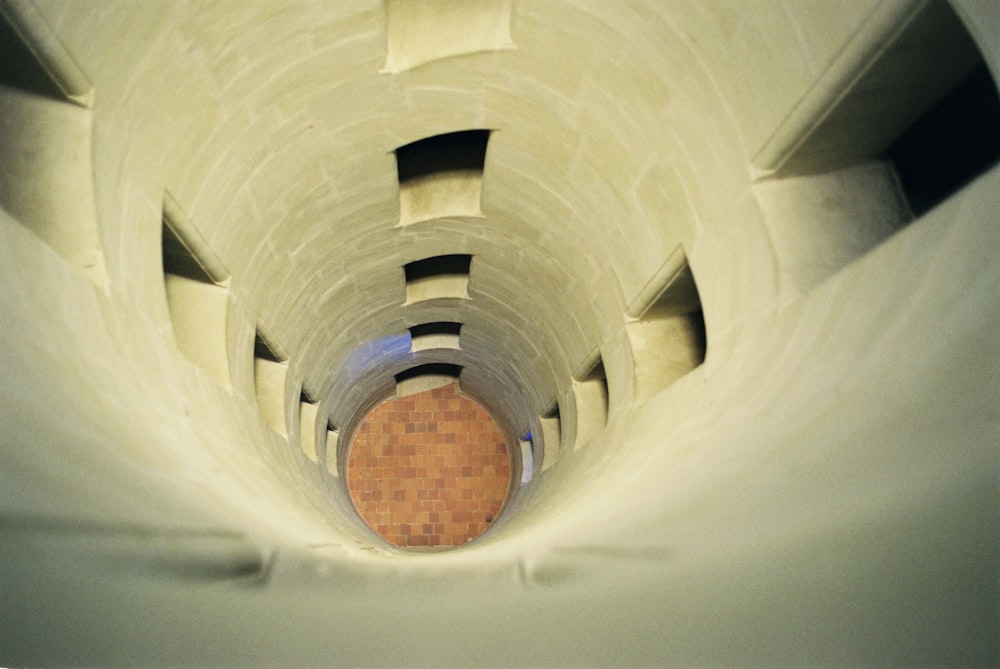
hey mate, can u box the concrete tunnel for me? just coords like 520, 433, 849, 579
1, 0, 998, 665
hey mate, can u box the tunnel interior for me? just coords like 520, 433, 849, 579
0, 0, 997, 665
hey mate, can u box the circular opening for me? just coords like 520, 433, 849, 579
347, 382, 511, 549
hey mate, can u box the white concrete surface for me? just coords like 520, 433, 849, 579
0, 1, 997, 665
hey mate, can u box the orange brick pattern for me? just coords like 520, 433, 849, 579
347, 383, 511, 548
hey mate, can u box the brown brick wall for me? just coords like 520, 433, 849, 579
347, 383, 511, 548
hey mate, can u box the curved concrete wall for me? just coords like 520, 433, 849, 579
1, 0, 997, 665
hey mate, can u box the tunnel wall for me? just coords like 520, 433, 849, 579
1, 0, 997, 665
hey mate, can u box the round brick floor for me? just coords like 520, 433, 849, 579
347, 383, 511, 548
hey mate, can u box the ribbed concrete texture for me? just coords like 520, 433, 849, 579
348, 384, 510, 547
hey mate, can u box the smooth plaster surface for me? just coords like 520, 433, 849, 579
0, 0, 997, 666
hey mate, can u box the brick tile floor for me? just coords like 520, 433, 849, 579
347, 383, 511, 547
